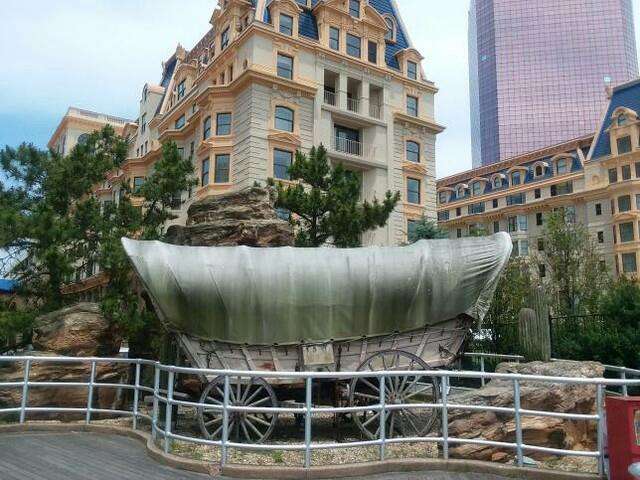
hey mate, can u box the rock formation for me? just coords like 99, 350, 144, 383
166, 187, 294, 247
448, 360, 604, 462
0, 303, 126, 419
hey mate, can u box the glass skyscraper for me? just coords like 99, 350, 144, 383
469, 0, 638, 167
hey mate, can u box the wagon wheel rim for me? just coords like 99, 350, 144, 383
349, 350, 440, 440
198, 376, 278, 444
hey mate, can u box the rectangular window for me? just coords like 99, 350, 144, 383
279, 14, 293, 36
609, 168, 618, 183
508, 216, 517, 233
407, 61, 418, 80
133, 177, 145, 193
439, 191, 448, 204
520, 240, 529, 256
468, 202, 485, 215
437, 211, 449, 222
456, 228, 462, 239
203, 116, 212, 140
597, 231, 604, 244
620, 222, 635, 242
456, 207, 461, 217
622, 164, 632, 180
492, 198, 498, 208
536, 212, 543, 226
201, 159, 210, 186
493, 221, 500, 233
368, 41, 377, 64
214, 154, 230, 183
349, 0, 360, 17
619, 195, 631, 213
556, 159, 568, 174
177, 80, 186, 100
346, 34, 361, 58
216, 112, 232, 135
506, 193, 525, 206
407, 178, 421, 204
518, 215, 528, 232
141, 114, 147, 134
622, 253, 637, 273
595, 203, 602, 216
407, 96, 418, 117
275, 106, 294, 132
534, 188, 541, 199
175, 115, 186, 130
550, 181, 573, 197
329, 27, 340, 50
221, 27, 230, 49
274, 149, 293, 180
617, 136, 632, 154
277, 53, 293, 79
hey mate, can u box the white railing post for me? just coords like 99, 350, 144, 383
85, 361, 96, 424
151, 367, 160, 442
621, 371, 628, 397
132, 362, 141, 430
441, 375, 449, 460
19, 358, 31, 424
221, 375, 230, 467
596, 384, 605, 477
513, 379, 524, 467
379, 375, 386, 461
164, 370, 175, 454
304, 377, 312, 468
480, 357, 486, 387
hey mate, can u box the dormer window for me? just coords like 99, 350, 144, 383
177, 79, 186, 100
349, 0, 360, 18
407, 61, 418, 80
618, 113, 627, 126
511, 171, 521, 186
279, 14, 293, 36
493, 176, 502, 189
384, 16, 396, 42
472, 181, 483, 196
438, 191, 449, 204
556, 158, 568, 174
457, 185, 467, 198
535, 164, 544, 177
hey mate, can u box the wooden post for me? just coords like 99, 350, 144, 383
518, 303, 551, 362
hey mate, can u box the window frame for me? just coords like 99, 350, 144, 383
406, 177, 421, 205
349, 0, 360, 18
274, 106, 295, 132
214, 154, 230, 184
279, 13, 294, 36
221, 27, 230, 50
329, 27, 340, 51
277, 53, 294, 79
201, 158, 210, 186
346, 33, 362, 58
175, 114, 186, 130
617, 135, 632, 155
367, 41, 378, 64
177, 79, 186, 100
619, 222, 635, 243
405, 140, 420, 163
406, 95, 419, 117
273, 148, 293, 180
407, 61, 418, 80
216, 112, 232, 136
203, 116, 212, 140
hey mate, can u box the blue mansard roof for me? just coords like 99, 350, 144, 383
591, 79, 640, 160
265, 0, 410, 70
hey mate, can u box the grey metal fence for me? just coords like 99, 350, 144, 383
1, 355, 639, 476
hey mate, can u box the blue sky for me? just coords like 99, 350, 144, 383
1, 0, 640, 178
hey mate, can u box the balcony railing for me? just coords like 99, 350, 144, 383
369, 103, 382, 119
323, 90, 336, 106
334, 137, 363, 157
347, 97, 360, 113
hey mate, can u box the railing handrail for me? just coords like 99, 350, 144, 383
2, 354, 635, 476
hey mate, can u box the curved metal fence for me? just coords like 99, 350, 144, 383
1, 355, 639, 476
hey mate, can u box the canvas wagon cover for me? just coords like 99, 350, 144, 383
122, 233, 512, 345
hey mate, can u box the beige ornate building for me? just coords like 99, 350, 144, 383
437, 79, 640, 279
51, 0, 444, 250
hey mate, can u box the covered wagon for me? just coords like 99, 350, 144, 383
122, 233, 512, 442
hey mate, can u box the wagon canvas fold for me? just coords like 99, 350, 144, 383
122, 233, 512, 443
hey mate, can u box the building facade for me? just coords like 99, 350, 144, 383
469, 0, 638, 167
51, 0, 444, 251
438, 79, 640, 280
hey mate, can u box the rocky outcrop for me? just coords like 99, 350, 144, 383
33, 303, 121, 357
166, 187, 294, 247
0, 303, 126, 418
448, 360, 604, 462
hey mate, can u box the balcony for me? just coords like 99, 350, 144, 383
369, 103, 382, 119
347, 97, 360, 114
333, 136, 363, 157
324, 89, 336, 106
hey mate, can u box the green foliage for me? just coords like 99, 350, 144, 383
471, 257, 532, 354
0, 299, 35, 349
270, 145, 400, 247
0, 128, 194, 356
408, 217, 448, 242
537, 209, 610, 316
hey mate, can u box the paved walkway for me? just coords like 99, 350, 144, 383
0, 431, 510, 480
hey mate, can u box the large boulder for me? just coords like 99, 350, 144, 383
33, 303, 121, 357
448, 360, 604, 462
166, 187, 294, 247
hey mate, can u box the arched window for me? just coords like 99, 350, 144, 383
556, 158, 568, 174
274, 106, 294, 132
472, 181, 483, 196
535, 164, 544, 177
618, 113, 627, 126
493, 176, 502, 189
77, 134, 90, 146
457, 185, 467, 198
384, 16, 395, 41
406, 141, 420, 162
438, 191, 448, 204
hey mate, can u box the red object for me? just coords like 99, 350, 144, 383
606, 397, 640, 480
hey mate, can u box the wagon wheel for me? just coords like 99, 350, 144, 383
349, 350, 440, 440
198, 376, 278, 444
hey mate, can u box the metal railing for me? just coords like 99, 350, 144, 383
2, 355, 639, 476
369, 103, 382, 119
323, 90, 336, 106
333, 137, 363, 156
347, 97, 360, 113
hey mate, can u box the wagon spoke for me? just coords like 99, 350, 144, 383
248, 396, 272, 408
362, 411, 381, 428
401, 409, 421, 434
359, 378, 380, 393
404, 385, 432, 401
205, 396, 223, 405
240, 378, 255, 403
247, 414, 272, 428
245, 416, 266, 437
205, 416, 223, 427
388, 411, 396, 438
241, 421, 253, 442
244, 385, 265, 406
353, 391, 379, 401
